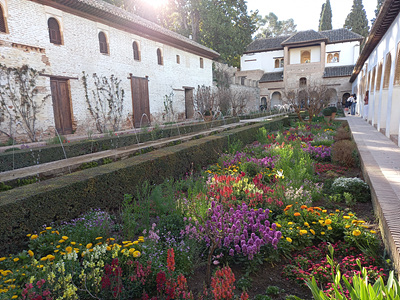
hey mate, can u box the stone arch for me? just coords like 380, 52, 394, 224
383, 52, 392, 89
342, 93, 350, 107
371, 66, 376, 92
271, 91, 282, 107
376, 61, 383, 91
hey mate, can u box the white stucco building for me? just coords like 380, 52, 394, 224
350, 0, 400, 146
237, 29, 363, 109
0, 0, 218, 142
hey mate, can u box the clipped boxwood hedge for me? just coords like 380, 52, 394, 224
0, 117, 290, 255
0, 118, 239, 172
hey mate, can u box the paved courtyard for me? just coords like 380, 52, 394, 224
345, 115, 400, 273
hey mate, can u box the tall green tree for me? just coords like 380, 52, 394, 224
199, 0, 257, 67
371, 0, 384, 25
319, 0, 332, 31
318, 3, 325, 29
343, 0, 369, 38
255, 12, 297, 39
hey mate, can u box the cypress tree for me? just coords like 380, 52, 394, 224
318, 3, 325, 29
371, 0, 384, 25
319, 0, 332, 31
344, 0, 369, 37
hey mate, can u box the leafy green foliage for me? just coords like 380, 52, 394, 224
255, 12, 297, 39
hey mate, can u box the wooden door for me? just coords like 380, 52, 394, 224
131, 76, 150, 127
185, 88, 194, 119
50, 78, 73, 135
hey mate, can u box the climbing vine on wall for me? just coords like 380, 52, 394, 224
0, 64, 49, 142
82, 72, 125, 133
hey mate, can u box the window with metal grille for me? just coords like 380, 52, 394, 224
99, 31, 108, 54
133, 41, 140, 61
48, 17, 61, 44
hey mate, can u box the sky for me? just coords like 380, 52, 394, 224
246, 0, 377, 32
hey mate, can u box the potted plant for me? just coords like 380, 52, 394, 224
322, 107, 333, 122
330, 106, 337, 119
203, 109, 213, 122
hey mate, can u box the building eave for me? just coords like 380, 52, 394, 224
350, 0, 400, 83
29, 0, 220, 60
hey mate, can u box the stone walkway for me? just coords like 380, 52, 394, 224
344, 114, 400, 273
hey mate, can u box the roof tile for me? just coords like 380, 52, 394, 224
259, 72, 284, 83
323, 65, 355, 78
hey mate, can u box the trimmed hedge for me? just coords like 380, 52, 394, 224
0, 117, 239, 172
0, 117, 290, 255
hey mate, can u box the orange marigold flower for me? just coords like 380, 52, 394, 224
294, 212, 301, 217
300, 205, 307, 209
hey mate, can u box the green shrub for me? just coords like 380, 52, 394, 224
331, 177, 370, 203
322, 107, 333, 116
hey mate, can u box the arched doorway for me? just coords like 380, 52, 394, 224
342, 93, 350, 108
271, 92, 282, 107
260, 97, 267, 111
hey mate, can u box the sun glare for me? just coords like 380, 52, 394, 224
148, 0, 167, 8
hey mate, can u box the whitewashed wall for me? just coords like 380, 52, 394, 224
241, 50, 284, 73
0, 0, 213, 141
326, 41, 360, 66
289, 46, 321, 64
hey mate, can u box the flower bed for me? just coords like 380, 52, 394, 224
0, 120, 393, 299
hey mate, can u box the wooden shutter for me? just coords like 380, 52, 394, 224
0, 5, 6, 33
99, 32, 108, 54
48, 18, 61, 44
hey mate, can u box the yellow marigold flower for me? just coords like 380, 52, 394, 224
37, 265, 44, 268
54, 250, 59, 253
299, 230, 308, 235
12, 295, 18, 299
321, 232, 325, 235
310, 229, 315, 235
133, 241, 139, 244
329, 213, 335, 216
133, 251, 141, 258
335, 209, 340, 212
345, 225, 351, 229
357, 220, 365, 224
0, 257, 6, 262
28, 250, 34, 257
121, 249, 126, 253
328, 226, 333, 230
109, 238, 115, 241
45, 227, 52, 230
343, 216, 350, 219
352, 230, 362, 236
324, 219, 332, 225
370, 230, 377, 234
322, 210, 327, 213
13, 258, 19, 262
106, 246, 111, 251
122, 241, 131, 244
276, 223, 282, 228
96, 242, 102, 246
129, 248, 136, 254
65, 246, 73, 254
46, 255, 55, 261
55, 231, 60, 235
74, 248, 79, 253
348, 213, 354, 217
40, 230, 46, 234
288, 222, 293, 225
89, 249, 93, 252
58, 240, 65, 243
70, 242, 76, 245
304, 222, 309, 227
26, 234, 31, 237
86, 243, 93, 249
138, 238, 144, 243
62, 236, 68, 240
40, 257, 47, 261
286, 237, 292, 243
318, 220, 324, 225
31, 234, 38, 240
95, 237, 102, 240
352, 220, 358, 224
